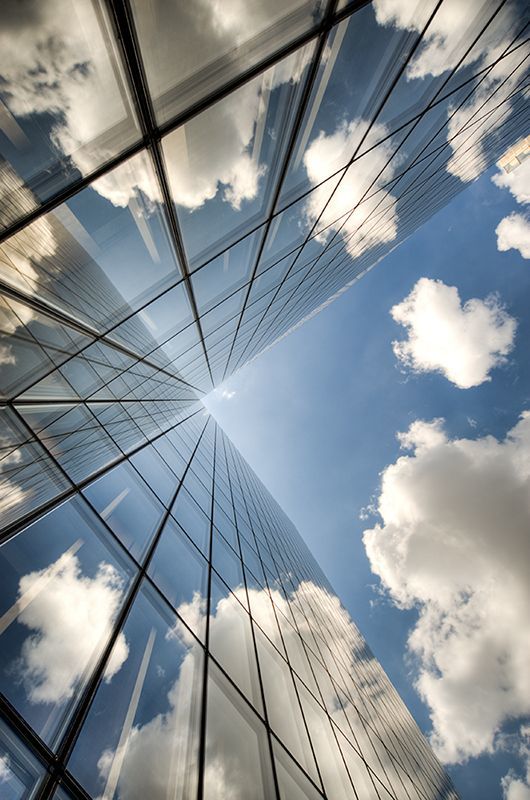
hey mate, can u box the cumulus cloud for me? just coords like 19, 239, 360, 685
496, 213, 530, 260
15, 550, 128, 703
492, 145, 530, 261
391, 277, 516, 388
443, 47, 525, 184
88, 581, 433, 800
163, 43, 310, 214
303, 119, 400, 258
363, 414, 530, 764
493, 158, 530, 206
502, 726, 530, 800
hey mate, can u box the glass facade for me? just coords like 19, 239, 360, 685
0, 415, 459, 799
1, 0, 528, 797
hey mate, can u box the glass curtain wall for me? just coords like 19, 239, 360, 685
0, 412, 459, 800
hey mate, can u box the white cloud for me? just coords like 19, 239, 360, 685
443, 46, 525, 184
502, 726, 530, 800
0, 755, 11, 782
0, 1, 134, 200
493, 158, 530, 206
303, 119, 400, 258
496, 213, 530, 260
16, 550, 128, 703
363, 414, 530, 764
492, 145, 530, 261
391, 277, 516, 388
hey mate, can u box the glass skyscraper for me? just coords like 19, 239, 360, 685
0, 0, 527, 797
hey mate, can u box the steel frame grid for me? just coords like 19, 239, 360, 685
223, 434, 455, 800
0, 0, 526, 406
0, 1, 526, 797
0, 410, 461, 800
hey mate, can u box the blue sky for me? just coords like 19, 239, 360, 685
205, 164, 530, 799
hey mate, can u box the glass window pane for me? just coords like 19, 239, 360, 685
148, 518, 208, 642
68, 582, 202, 800
295, 678, 354, 799
277, 6, 436, 209
274, 739, 324, 800
0, 152, 181, 331
204, 661, 275, 800
0, 0, 140, 230
171, 487, 210, 555
83, 461, 164, 562
0, 718, 44, 800
16, 403, 121, 484
51, 788, 74, 800
212, 533, 245, 592
0, 293, 91, 401
0, 497, 135, 746
153, 436, 188, 483
130, 444, 178, 507
131, 0, 323, 124
255, 628, 319, 785
107, 283, 194, 360
191, 230, 261, 315
182, 468, 211, 516
209, 586, 263, 713
162, 44, 315, 268
0, 407, 70, 534
213, 504, 238, 550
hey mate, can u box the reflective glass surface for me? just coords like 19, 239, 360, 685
0, 718, 44, 799
83, 461, 164, 561
0, 416, 459, 798
130, 0, 324, 123
204, 661, 275, 800
0, 497, 135, 746
0, 0, 140, 231
68, 582, 202, 800
0, 0, 515, 795
164, 45, 314, 268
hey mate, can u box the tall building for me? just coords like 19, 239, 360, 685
1, 413, 460, 800
0, 0, 528, 797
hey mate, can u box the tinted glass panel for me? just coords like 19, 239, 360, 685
204, 661, 275, 799
131, 0, 323, 124
0, 498, 135, 746
83, 461, 164, 561
148, 518, 208, 641
68, 583, 202, 800
0, 0, 140, 231
0, 718, 44, 799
